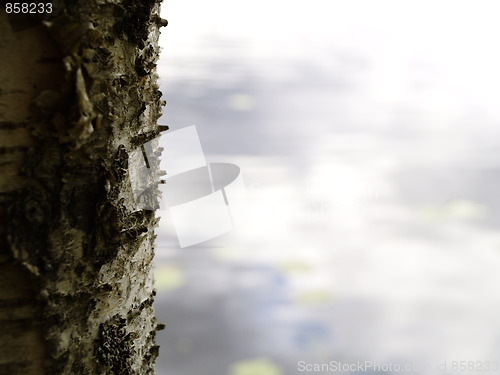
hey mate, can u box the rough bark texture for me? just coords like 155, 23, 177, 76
0, 1, 166, 374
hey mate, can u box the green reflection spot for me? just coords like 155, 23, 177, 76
421, 199, 488, 221
294, 290, 333, 305
278, 261, 313, 274
229, 358, 282, 375
154, 264, 185, 291
228, 93, 254, 111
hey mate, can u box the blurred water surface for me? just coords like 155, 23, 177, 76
154, 1, 500, 374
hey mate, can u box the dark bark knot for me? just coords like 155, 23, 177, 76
6, 187, 52, 269
9, 186, 51, 231
24, 198, 46, 225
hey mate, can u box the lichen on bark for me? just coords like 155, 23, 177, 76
0, 1, 166, 374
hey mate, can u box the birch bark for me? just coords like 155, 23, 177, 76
0, 1, 165, 373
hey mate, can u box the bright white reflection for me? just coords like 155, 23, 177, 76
156, 0, 500, 373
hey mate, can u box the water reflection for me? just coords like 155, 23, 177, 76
155, 1, 500, 374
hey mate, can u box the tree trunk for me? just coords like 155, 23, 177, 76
0, 1, 166, 374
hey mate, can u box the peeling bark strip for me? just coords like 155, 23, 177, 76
0, 1, 166, 374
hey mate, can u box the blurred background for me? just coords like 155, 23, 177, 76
153, 1, 500, 374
